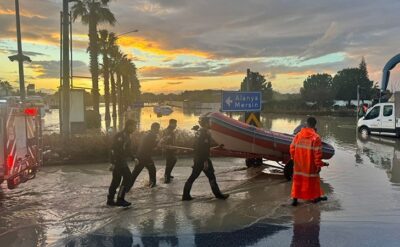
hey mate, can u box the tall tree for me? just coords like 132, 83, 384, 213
71, 0, 116, 128
358, 57, 374, 99
359, 56, 368, 79
130, 63, 141, 102
98, 29, 117, 129
109, 46, 120, 130
332, 67, 374, 105
120, 57, 132, 114
300, 73, 333, 107
240, 69, 273, 101
114, 52, 126, 129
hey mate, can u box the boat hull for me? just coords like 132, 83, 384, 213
208, 112, 335, 162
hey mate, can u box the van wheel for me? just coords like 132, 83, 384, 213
284, 160, 294, 181
359, 126, 370, 138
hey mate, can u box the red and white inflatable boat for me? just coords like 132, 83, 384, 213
208, 112, 335, 167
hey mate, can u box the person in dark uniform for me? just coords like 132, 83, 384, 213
107, 119, 136, 207
162, 119, 178, 184
131, 122, 160, 188
182, 116, 229, 201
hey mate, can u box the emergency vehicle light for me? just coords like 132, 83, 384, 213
7, 155, 14, 172
24, 108, 38, 116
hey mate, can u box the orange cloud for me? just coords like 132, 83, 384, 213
117, 36, 213, 58
0, 8, 46, 19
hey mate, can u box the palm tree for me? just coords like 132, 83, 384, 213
113, 51, 127, 130
98, 29, 117, 130
109, 46, 119, 130
121, 57, 130, 113
129, 63, 141, 104
0, 80, 13, 96
71, 0, 116, 128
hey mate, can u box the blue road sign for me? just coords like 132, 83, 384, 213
221, 91, 262, 112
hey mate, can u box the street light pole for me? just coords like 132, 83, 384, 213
116, 29, 139, 37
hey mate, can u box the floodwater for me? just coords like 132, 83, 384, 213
2, 114, 400, 246
42, 105, 216, 134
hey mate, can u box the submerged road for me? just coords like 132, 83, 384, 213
2, 114, 400, 246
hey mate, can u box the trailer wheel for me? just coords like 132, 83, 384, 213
246, 158, 263, 168
7, 178, 17, 190
245, 159, 253, 168
284, 160, 294, 181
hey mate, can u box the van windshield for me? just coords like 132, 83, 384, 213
365, 106, 380, 120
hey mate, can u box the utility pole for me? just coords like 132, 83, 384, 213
8, 0, 31, 101
15, 0, 25, 100
61, 0, 71, 138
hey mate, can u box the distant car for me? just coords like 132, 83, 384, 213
153, 105, 173, 116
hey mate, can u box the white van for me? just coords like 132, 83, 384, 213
358, 102, 398, 137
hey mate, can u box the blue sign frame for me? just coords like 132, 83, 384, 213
221, 91, 262, 112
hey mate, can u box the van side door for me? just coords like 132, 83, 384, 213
381, 104, 396, 135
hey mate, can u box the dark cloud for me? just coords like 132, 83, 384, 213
150, 0, 187, 8
28, 60, 89, 79
1, 0, 400, 90
167, 81, 183, 85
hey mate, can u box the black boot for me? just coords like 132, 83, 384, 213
149, 180, 157, 188
182, 182, 194, 201
210, 180, 229, 200
319, 196, 328, 201
107, 194, 116, 206
216, 194, 230, 200
164, 176, 171, 184
292, 198, 298, 206
116, 186, 131, 207
312, 196, 328, 204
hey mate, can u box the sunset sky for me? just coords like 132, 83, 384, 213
1, 0, 400, 94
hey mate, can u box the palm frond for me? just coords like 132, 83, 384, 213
96, 7, 116, 25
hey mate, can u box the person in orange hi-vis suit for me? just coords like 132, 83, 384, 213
290, 117, 328, 206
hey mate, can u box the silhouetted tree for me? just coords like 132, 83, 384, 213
240, 69, 273, 101
332, 58, 374, 105
0, 80, 14, 96
300, 73, 333, 107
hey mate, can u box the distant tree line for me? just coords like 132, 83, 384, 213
300, 58, 376, 107
141, 90, 222, 103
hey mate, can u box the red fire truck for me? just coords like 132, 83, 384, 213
0, 97, 43, 189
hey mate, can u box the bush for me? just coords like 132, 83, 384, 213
42, 129, 196, 165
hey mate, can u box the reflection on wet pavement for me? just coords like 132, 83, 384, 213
2, 114, 400, 246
